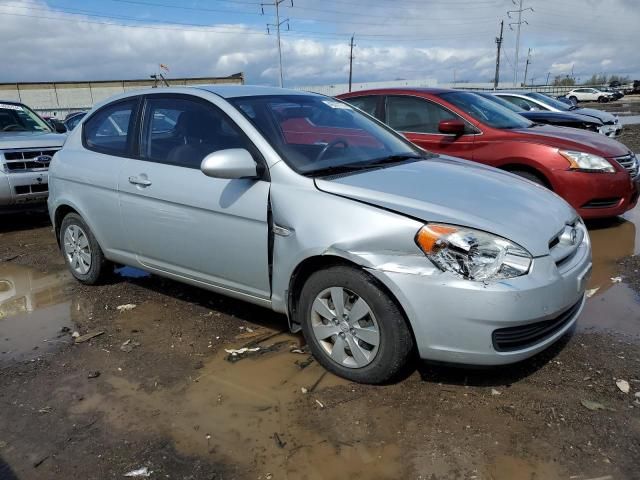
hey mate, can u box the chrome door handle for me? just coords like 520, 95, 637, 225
128, 176, 152, 187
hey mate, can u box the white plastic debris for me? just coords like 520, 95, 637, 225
585, 287, 600, 298
123, 466, 152, 477
301, 387, 308, 394
610, 277, 623, 283
116, 304, 137, 312
224, 347, 260, 355
72, 331, 80, 338
491, 389, 501, 396
315, 399, 324, 408
616, 379, 630, 394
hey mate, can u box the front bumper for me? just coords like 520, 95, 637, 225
598, 124, 623, 138
552, 169, 638, 219
368, 230, 591, 365
0, 171, 49, 208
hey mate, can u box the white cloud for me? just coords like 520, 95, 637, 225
0, 0, 638, 88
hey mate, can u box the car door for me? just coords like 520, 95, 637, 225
118, 93, 271, 300
63, 97, 141, 258
383, 95, 476, 160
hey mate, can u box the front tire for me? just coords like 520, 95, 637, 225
569, 96, 578, 104
298, 266, 414, 384
60, 213, 109, 285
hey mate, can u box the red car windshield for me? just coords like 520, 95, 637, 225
231, 95, 421, 175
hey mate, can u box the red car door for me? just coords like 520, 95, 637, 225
383, 95, 477, 160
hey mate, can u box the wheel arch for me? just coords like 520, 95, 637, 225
499, 163, 553, 189
286, 254, 418, 348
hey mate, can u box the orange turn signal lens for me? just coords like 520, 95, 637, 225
558, 150, 580, 169
416, 225, 458, 254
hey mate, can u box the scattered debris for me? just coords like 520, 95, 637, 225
581, 399, 615, 412
123, 466, 152, 477
225, 347, 260, 355
315, 399, 325, 408
301, 387, 308, 394
273, 432, 286, 449
610, 276, 622, 283
116, 304, 137, 312
616, 379, 630, 394
59, 326, 72, 334
491, 389, 501, 396
74, 330, 105, 343
38, 406, 52, 414
585, 287, 600, 298
72, 331, 80, 338
120, 339, 141, 353
33, 455, 49, 468
295, 356, 314, 370
88, 371, 101, 379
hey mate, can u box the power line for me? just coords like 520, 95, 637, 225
262, 0, 292, 87
507, 0, 533, 86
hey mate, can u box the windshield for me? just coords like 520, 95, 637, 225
476, 93, 525, 113
0, 103, 53, 133
230, 95, 423, 175
439, 92, 532, 129
525, 92, 572, 111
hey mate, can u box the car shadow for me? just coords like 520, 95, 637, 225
113, 268, 290, 334
0, 210, 51, 234
414, 328, 574, 388
109, 267, 573, 387
0, 456, 19, 480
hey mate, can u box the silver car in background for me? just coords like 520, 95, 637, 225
48, 86, 592, 383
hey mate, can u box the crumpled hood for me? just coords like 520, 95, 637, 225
573, 107, 617, 124
315, 157, 577, 257
0, 131, 66, 150
521, 110, 602, 125
511, 124, 629, 157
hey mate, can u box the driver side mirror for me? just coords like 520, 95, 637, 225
438, 119, 466, 136
200, 148, 259, 179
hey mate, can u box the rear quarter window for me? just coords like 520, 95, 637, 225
83, 99, 139, 156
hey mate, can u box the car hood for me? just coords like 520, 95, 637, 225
573, 107, 617, 124
315, 157, 576, 257
521, 111, 602, 125
0, 131, 66, 150
511, 124, 629, 157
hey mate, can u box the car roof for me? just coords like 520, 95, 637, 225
339, 87, 455, 96
196, 84, 315, 98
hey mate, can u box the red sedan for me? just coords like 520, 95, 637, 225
337, 88, 639, 219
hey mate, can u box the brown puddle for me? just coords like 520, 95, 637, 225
482, 455, 563, 480
0, 263, 74, 365
70, 328, 402, 479
579, 207, 640, 339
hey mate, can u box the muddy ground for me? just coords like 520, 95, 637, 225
1, 132, 639, 480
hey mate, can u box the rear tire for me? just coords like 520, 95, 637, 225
298, 266, 414, 384
510, 169, 548, 188
60, 213, 110, 285
597, 96, 608, 103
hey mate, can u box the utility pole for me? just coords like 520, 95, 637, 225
508, 0, 533, 87
262, 0, 292, 87
523, 48, 532, 86
348, 34, 355, 92
546, 71, 551, 85
493, 20, 504, 89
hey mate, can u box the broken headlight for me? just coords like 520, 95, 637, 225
415, 224, 532, 281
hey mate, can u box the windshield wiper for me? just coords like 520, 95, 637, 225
308, 153, 425, 177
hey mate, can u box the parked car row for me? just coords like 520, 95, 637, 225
3, 85, 638, 384
565, 87, 623, 103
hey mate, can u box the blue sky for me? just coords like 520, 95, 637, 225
1, 0, 639, 87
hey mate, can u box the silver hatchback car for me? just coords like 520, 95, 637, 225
48, 86, 592, 383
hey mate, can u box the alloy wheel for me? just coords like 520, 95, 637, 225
310, 286, 380, 369
63, 224, 92, 275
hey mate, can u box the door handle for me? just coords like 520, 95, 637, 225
128, 176, 152, 187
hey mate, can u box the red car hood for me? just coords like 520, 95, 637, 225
512, 125, 629, 158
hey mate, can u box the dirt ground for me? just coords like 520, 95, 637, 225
1, 131, 639, 479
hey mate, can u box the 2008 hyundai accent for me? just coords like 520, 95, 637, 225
48, 86, 592, 383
